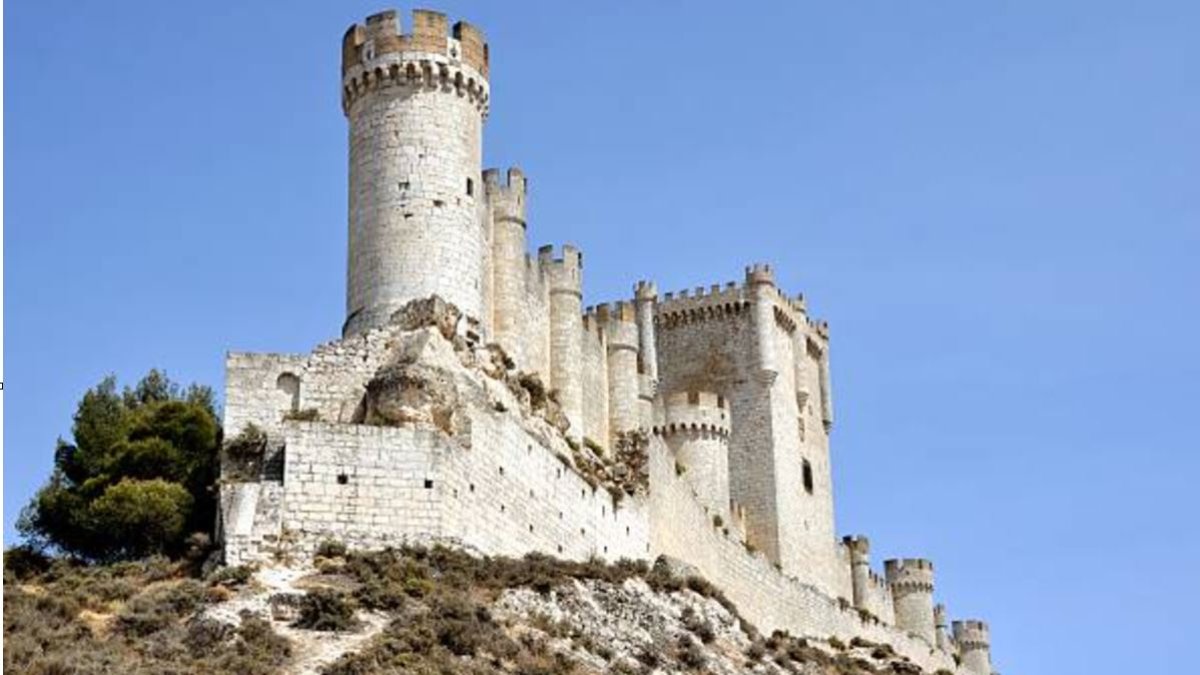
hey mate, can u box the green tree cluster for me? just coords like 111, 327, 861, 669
18, 370, 222, 561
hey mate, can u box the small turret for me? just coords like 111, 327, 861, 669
540, 245, 584, 439
633, 280, 660, 429
843, 535, 872, 611
488, 167, 529, 362
934, 603, 950, 651
885, 558, 936, 644
745, 263, 779, 382
655, 391, 732, 517
597, 302, 641, 440
952, 620, 992, 674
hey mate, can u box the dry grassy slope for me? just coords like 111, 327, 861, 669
3, 546, 948, 675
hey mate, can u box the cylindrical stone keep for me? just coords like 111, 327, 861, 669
885, 558, 937, 645
341, 10, 491, 336
656, 391, 732, 517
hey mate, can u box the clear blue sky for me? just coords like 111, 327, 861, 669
6, 1, 1198, 672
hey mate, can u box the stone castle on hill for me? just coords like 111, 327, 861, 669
217, 9, 999, 674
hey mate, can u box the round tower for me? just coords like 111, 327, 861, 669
885, 558, 936, 644
599, 302, 641, 439
341, 9, 491, 336
952, 620, 992, 674
540, 245, 584, 439
633, 281, 660, 429
934, 603, 950, 651
486, 167, 527, 362
843, 535, 872, 611
745, 263, 779, 382
655, 390, 732, 517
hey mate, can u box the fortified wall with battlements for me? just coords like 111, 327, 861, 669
217, 9, 999, 674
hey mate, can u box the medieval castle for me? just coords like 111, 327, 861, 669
217, 9, 998, 674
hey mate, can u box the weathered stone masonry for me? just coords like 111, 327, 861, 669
218, 9, 998, 675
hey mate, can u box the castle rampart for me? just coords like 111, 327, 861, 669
217, 10, 1000, 674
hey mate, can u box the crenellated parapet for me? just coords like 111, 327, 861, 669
885, 558, 935, 593
655, 282, 750, 330
538, 245, 583, 297
484, 167, 527, 226
342, 9, 490, 115
655, 390, 731, 438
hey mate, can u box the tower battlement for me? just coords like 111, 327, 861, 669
655, 391, 731, 438
341, 9, 489, 116
343, 9, 488, 76
885, 558, 936, 590
953, 620, 990, 646
484, 167, 527, 225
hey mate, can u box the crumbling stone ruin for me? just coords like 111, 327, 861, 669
217, 8, 999, 674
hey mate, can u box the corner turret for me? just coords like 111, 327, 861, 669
745, 263, 779, 382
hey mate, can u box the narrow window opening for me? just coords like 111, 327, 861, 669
466, 177, 474, 196
337, 473, 349, 485
500, 504, 506, 513
424, 479, 434, 489
499, 466, 505, 476
557, 544, 563, 554
802, 459, 814, 494
469, 483, 475, 493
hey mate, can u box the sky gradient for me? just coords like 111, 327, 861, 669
6, 2, 1198, 673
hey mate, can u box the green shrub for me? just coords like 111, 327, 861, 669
315, 540, 348, 559
207, 564, 253, 588
17, 371, 220, 562
117, 579, 208, 636
294, 588, 359, 632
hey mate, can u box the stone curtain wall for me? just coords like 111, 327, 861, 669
438, 409, 649, 561
222, 408, 651, 566
647, 442, 959, 674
